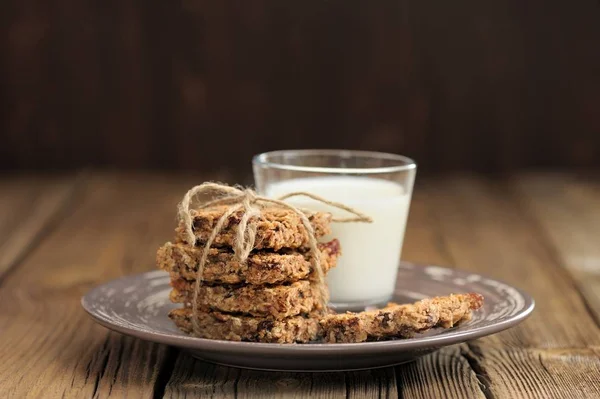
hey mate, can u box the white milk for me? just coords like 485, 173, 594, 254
264, 176, 412, 306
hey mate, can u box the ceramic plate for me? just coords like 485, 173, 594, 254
81, 263, 534, 372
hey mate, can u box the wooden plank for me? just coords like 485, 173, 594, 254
464, 344, 600, 398
164, 352, 397, 399
395, 345, 486, 399
0, 173, 210, 398
411, 177, 600, 348
162, 354, 240, 398
4, 173, 595, 397
513, 173, 600, 324
3, 0, 600, 174
0, 174, 78, 279
400, 176, 600, 398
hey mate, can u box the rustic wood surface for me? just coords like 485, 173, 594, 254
2, 2, 600, 174
0, 172, 599, 398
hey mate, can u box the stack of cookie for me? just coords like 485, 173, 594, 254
157, 205, 340, 343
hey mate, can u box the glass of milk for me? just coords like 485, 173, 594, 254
253, 149, 416, 311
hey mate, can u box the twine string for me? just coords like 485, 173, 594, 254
177, 182, 372, 337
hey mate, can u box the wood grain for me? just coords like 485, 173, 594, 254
513, 173, 600, 325
2, 173, 600, 398
0, 174, 205, 397
401, 177, 600, 398
410, 178, 600, 348
164, 352, 398, 398
464, 344, 600, 398
2, 1, 600, 174
0, 174, 78, 279
395, 345, 486, 399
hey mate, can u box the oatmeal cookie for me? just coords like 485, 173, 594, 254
320, 293, 483, 343
157, 239, 340, 285
169, 279, 327, 319
169, 307, 320, 343
175, 206, 332, 250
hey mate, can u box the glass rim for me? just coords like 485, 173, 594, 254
252, 149, 416, 174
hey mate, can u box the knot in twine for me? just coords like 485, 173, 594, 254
177, 182, 373, 337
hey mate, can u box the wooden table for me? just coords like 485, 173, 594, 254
1, 172, 599, 398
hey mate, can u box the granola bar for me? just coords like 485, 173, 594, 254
175, 206, 332, 250
169, 279, 327, 319
169, 307, 320, 343
157, 239, 340, 285
320, 293, 484, 343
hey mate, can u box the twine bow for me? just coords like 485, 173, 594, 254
177, 182, 372, 337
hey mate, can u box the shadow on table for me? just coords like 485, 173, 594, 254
65, 332, 476, 397
163, 347, 475, 397
164, 352, 396, 397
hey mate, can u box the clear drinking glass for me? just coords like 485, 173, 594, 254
253, 149, 416, 311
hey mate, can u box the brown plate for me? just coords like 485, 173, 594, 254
81, 263, 534, 372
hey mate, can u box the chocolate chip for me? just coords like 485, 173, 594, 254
381, 312, 392, 327
258, 320, 275, 332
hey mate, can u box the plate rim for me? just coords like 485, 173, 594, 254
81, 263, 535, 355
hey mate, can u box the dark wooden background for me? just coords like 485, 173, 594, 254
2, 1, 600, 177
